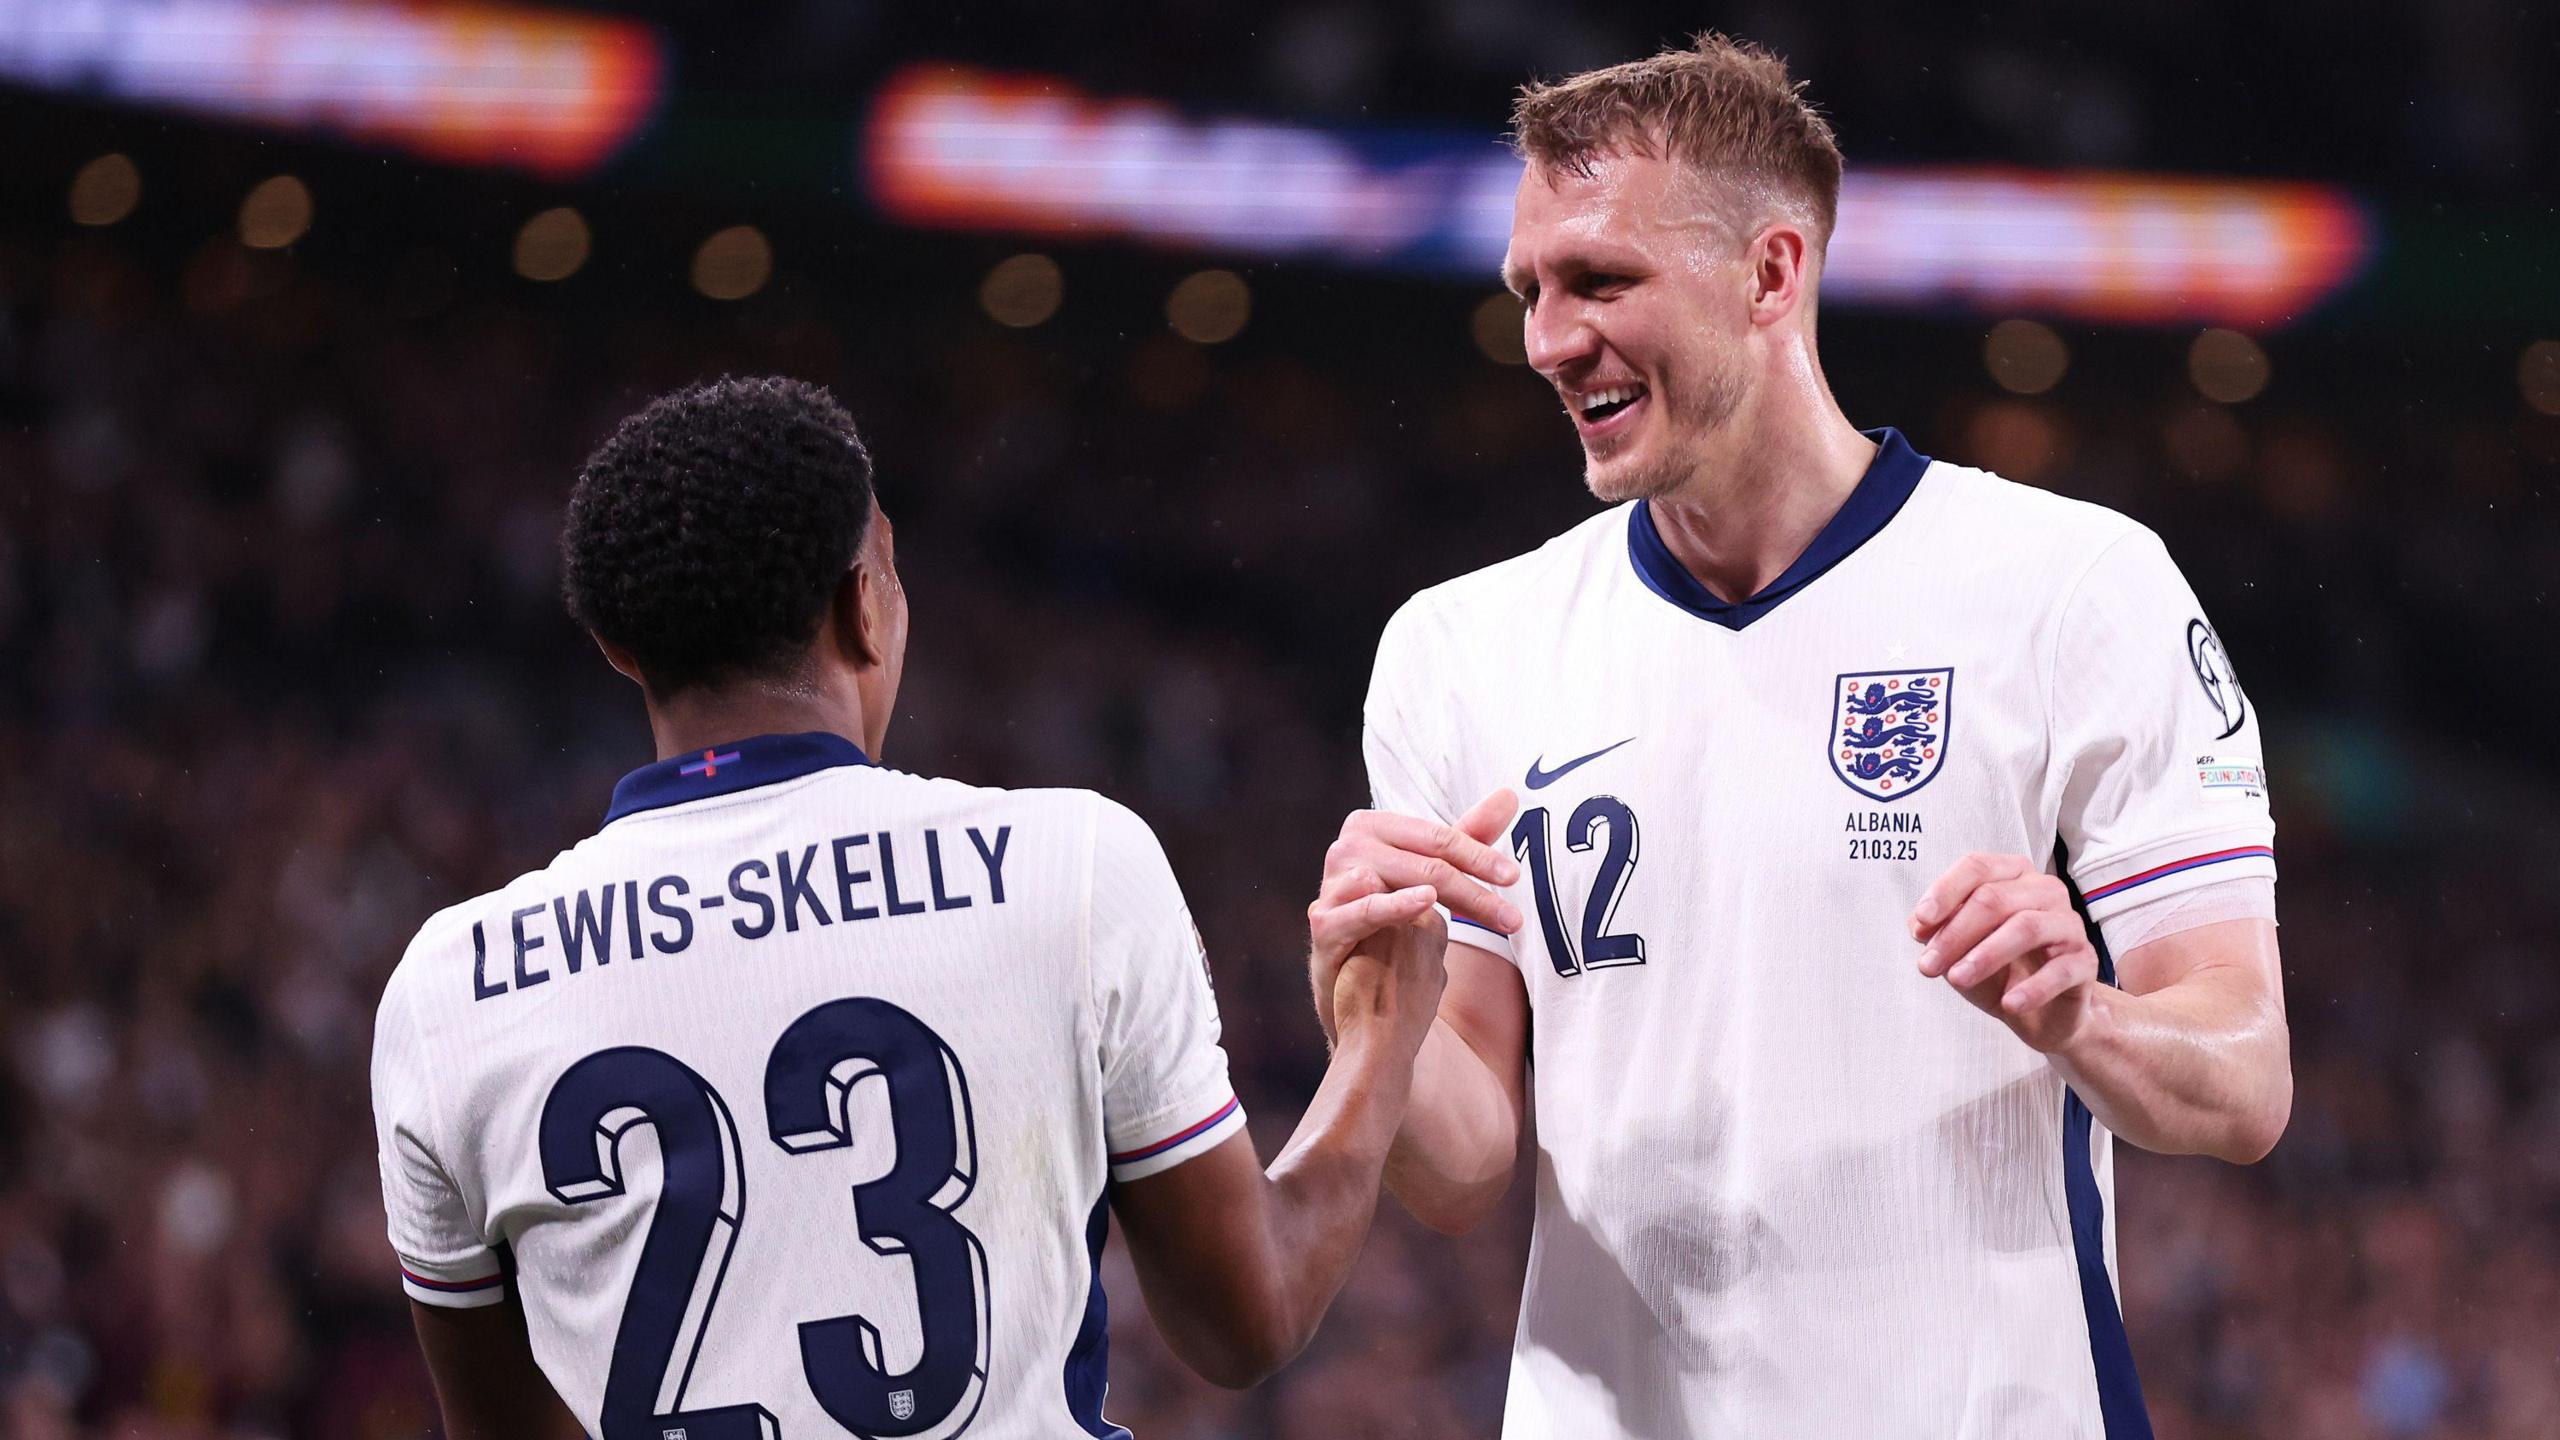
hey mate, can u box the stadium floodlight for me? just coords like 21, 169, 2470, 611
0, 0, 666, 179
865, 65, 2375, 329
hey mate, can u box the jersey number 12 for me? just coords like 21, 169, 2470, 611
1512, 795, 1647, 977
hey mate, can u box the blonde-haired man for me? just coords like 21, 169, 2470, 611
1310, 35, 2289, 1438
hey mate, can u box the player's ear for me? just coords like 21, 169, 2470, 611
1746, 222, 1810, 328
836, 566, 886, 671
839, 504, 902, 675
592, 633, 647, 688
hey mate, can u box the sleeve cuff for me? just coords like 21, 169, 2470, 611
2076, 837, 2276, 920
1108, 1095, 1247, 1182
398, 1256, 508, 1309
2094, 874, 2276, 958
1449, 913, 1517, 961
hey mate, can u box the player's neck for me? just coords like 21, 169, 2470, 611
641, 673, 881, 764
1648, 389, 1875, 605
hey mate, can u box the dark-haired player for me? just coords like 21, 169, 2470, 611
371, 377, 1465, 1439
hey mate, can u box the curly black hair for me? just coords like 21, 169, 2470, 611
561, 376, 873, 696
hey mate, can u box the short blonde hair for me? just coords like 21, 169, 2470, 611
1510, 33, 1843, 246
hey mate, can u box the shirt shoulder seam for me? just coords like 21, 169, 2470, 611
387, 955, 490, 1254
1078, 793, 1104, 1079
2040, 526, 2153, 759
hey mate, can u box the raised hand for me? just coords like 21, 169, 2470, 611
1309, 870, 1449, 1059
1308, 790, 1522, 1043
1911, 852, 2100, 1054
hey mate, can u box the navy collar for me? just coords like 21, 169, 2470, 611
1627, 426, 1931, 631
605, 731, 872, 824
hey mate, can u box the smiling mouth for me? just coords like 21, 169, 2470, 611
1570, 383, 1649, 432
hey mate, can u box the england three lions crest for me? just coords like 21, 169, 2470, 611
1831, 668, 1952, 801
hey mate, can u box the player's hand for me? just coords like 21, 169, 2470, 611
1310, 868, 1450, 1059
1309, 790, 1523, 1042
1910, 853, 2100, 1055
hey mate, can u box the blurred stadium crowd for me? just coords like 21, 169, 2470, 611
3, 8, 2559, 1431
4, 213, 2556, 1440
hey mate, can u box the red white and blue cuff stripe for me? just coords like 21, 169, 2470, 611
1109, 1095, 1245, 1179
2083, 845, 2275, 905
400, 1263, 507, 1308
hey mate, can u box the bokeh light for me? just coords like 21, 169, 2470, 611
2261, 428, 2346, 521
692, 225, 773, 301
2520, 341, 2560, 417
513, 207, 592, 283
237, 176, 313, 250
181, 240, 290, 315
2188, 328, 2271, 404
980, 253, 1063, 328
1472, 292, 1527, 365
1983, 318, 2069, 395
2166, 404, 2250, 480
1167, 269, 1250, 344
1965, 400, 2069, 484
67, 153, 141, 228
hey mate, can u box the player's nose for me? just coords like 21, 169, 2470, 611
1522, 301, 1599, 382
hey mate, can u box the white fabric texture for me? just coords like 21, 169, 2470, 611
1364, 441, 2274, 1439
370, 760, 1236, 1438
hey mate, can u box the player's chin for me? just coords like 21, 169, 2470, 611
1582, 440, 1669, 504
1579, 403, 1676, 498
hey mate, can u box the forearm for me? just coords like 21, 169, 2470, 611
1382, 1016, 1521, 1232
1116, 1030, 1415, 1389
2050, 966, 2290, 1162
411, 1300, 583, 1440
1257, 1027, 1414, 1339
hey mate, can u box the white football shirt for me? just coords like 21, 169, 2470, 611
372, 732, 1245, 1440
1365, 430, 2275, 1440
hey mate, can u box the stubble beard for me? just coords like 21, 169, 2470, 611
1583, 360, 1749, 505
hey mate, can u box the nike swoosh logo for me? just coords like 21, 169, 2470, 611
1525, 736, 1636, 790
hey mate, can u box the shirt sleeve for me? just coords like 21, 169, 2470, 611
1087, 797, 1247, 1182
371, 954, 506, 1308
2048, 528, 2277, 957
1365, 596, 1515, 960
2099, 875, 2278, 956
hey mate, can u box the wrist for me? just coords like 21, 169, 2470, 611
1328, 1019, 1426, 1102
1328, 1013, 1396, 1062
2045, 980, 2122, 1063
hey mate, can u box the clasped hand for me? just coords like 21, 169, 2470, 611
1307, 790, 1523, 1049
1912, 852, 2101, 1054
